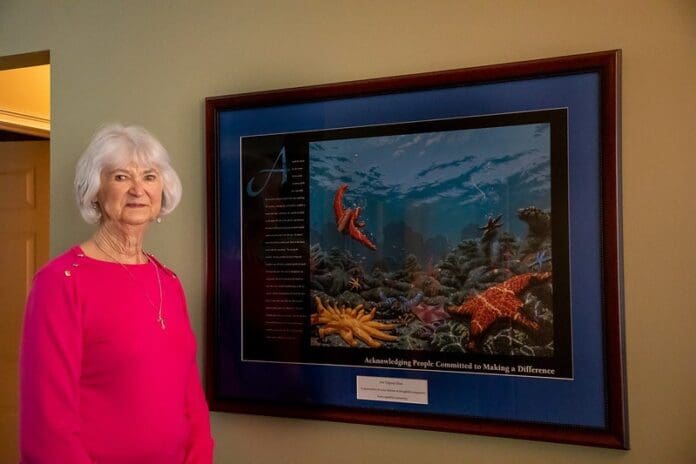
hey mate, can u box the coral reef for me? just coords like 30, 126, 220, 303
430, 320, 469, 353
481, 328, 554, 356
517, 206, 551, 251
309, 206, 556, 357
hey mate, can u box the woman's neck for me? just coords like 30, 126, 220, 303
90, 222, 148, 264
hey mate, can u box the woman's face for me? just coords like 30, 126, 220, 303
97, 161, 163, 227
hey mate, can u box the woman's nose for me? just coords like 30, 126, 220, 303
129, 180, 145, 195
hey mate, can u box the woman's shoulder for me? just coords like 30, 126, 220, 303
34, 246, 84, 280
145, 253, 186, 304
145, 252, 180, 280
28, 246, 85, 299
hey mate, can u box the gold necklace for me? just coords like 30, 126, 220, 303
94, 240, 166, 330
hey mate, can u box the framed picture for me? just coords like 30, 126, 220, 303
205, 50, 627, 448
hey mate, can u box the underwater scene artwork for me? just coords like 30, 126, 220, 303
241, 110, 571, 378
308, 116, 567, 363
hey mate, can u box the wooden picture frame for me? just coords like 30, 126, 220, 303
205, 50, 627, 448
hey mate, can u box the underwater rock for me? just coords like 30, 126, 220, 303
481, 327, 553, 357
402, 254, 422, 279
360, 287, 383, 302
312, 273, 334, 291
431, 320, 470, 353
506, 258, 529, 275
466, 265, 491, 287
394, 320, 431, 351
384, 278, 412, 293
480, 267, 513, 284
498, 231, 520, 267
518, 206, 551, 252
363, 267, 387, 288
311, 246, 367, 296
410, 273, 444, 297
310, 277, 326, 292
520, 286, 554, 341
328, 267, 349, 295
457, 239, 480, 254
439, 239, 489, 290
336, 291, 366, 308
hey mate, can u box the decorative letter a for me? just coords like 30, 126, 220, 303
246, 147, 288, 197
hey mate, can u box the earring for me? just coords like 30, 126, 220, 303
156, 217, 162, 223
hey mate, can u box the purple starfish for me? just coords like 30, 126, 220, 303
411, 302, 450, 325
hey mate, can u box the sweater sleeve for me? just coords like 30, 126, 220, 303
183, 356, 215, 463
176, 282, 214, 463
19, 269, 94, 464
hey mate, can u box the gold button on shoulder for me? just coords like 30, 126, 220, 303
64, 270, 72, 277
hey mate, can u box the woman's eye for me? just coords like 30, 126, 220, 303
145, 174, 158, 181
114, 174, 127, 181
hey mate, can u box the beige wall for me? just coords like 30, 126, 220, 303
1, 1, 694, 462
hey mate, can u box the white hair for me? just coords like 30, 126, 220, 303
74, 124, 182, 224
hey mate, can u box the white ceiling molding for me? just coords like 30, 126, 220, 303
0, 109, 50, 136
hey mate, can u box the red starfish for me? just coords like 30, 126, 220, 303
333, 184, 377, 251
448, 272, 551, 350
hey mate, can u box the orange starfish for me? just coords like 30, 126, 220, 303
448, 272, 551, 350
311, 296, 397, 348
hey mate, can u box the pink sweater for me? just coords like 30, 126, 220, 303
20, 246, 214, 463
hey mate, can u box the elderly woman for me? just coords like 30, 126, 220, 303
20, 125, 214, 463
